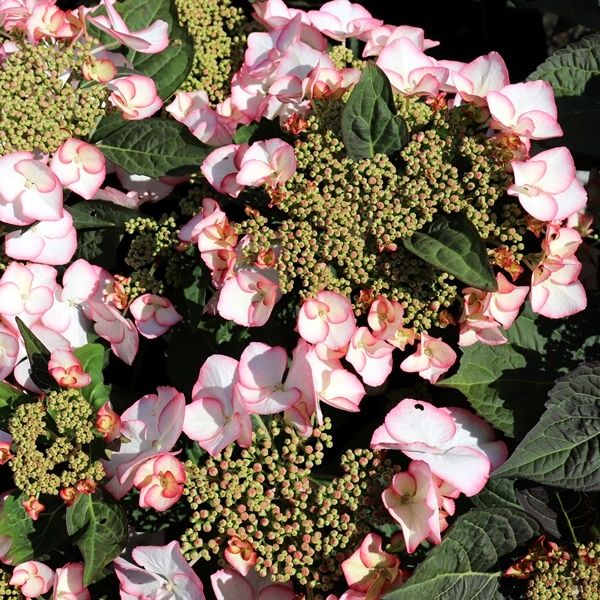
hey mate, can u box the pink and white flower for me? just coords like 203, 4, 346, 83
341, 533, 403, 597
217, 270, 280, 327
508, 147, 587, 222
133, 453, 186, 512
487, 80, 563, 140
371, 399, 508, 496
224, 538, 257, 577
129, 294, 182, 339
236, 139, 296, 188
531, 226, 587, 318
201, 144, 248, 198
109, 75, 163, 121
361, 24, 438, 57
0, 152, 63, 226
48, 348, 91, 389
382, 461, 441, 553
236, 342, 301, 414
452, 51, 510, 107
0, 262, 56, 331
82, 300, 138, 365
114, 541, 205, 600
297, 291, 356, 350
5, 209, 77, 266
399, 332, 456, 383
376, 38, 448, 97
52, 562, 90, 600
9, 561, 54, 598
104, 387, 185, 499
345, 327, 394, 387
50, 139, 106, 200
183, 355, 252, 457
211, 568, 295, 600
308, 0, 382, 41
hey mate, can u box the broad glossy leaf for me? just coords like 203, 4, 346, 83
0, 496, 35, 563
66, 493, 128, 586
97, 119, 208, 178
383, 508, 537, 599
471, 478, 520, 511
403, 213, 497, 290
15, 317, 57, 391
73, 344, 110, 408
493, 362, 600, 491
341, 62, 408, 159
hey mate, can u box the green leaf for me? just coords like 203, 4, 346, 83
116, 0, 194, 99
90, 112, 128, 144
403, 213, 497, 291
97, 119, 208, 178
74, 202, 138, 269
383, 508, 537, 599
341, 62, 408, 160
73, 344, 110, 408
529, 34, 600, 96
0, 496, 35, 563
471, 478, 520, 511
493, 362, 600, 491
66, 204, 117, 229
233, 123, 259, 145
0, 381, 22, 406
66, 493, 128, 586
15, 317, 58, 391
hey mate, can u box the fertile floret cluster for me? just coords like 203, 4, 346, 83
0, 40, 107, 155
174, 0, 253, 103
7, 391, 104, 497
0, 570, 21, 599
124, 214, 188, 296
239, 97, 525, 329
181, 417, 398, 593
526, 541, 600, 599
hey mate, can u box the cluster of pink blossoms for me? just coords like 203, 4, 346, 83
172, 0, 590, 389
0, 0, 594, 598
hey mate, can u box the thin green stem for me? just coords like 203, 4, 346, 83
555, 490, 578, 545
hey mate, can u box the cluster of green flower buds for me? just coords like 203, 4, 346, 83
181, 417, 399, 593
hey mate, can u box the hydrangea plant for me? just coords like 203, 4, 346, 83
0, 0, 598, 598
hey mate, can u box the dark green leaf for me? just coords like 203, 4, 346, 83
90, 112, 128, 144
514, 484, 561, 538
73, 344, 110, 408
493, 362, 600, 491
341, 62, 408, 160
471, 478, 520, 511
74, 202, 138, 269
529, 34, 600, 95
15, 317, 57, 391
403, 213, 497, 291
97, 119, 208, 178
0, 381, 22, 406
66, 493, 128, 586
383, 508, 537, 599
66, 204, 116, 229
233, 123, 260, 145
438, 344, 527, 436
0, 496, 35, 563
